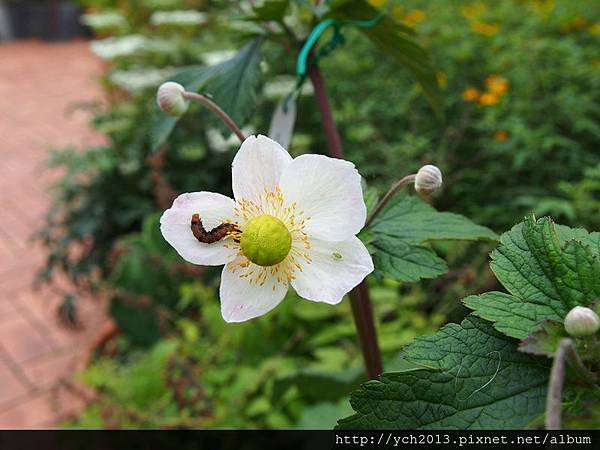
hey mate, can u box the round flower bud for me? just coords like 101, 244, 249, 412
415, 165, 443, 195
564, 306, 600, 337
156, 81, 188, 116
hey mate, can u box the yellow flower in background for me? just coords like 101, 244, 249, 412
472, 22, 499, 36
560, 16, 591, 34
368, 0, 388, 8
531, 0, 555, 17
572, 17, 588, 30
478, 92, 499, 106
462, 87, 480, 102
403, 10, 427, 27
485, 75, 509, 95
392, 6, 404, 21
589, 23, 600, 35
436, 71, 447, 89
461, 3, 486, 20
494, 130, 508, 141
463, 74, 509, 107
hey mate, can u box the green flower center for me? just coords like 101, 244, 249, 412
240, 215, 292, 267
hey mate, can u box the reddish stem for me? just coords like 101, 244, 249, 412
308, 63, 383, 379
308, 65, 344, 159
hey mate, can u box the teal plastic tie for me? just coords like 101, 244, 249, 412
285, 12, 385, 111
295, 12, 385, 78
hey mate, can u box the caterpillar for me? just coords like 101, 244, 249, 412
191, 213, 240, 244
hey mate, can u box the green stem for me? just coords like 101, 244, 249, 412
308, 62, 383, 379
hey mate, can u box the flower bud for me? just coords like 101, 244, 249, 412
564, 306, 600, 337
156, 81, 188, 116
415, 165, 443, 195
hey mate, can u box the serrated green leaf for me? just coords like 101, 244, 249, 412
369, 196, 497, 282
464, 216, 600, 339
328, 0, 442, 117
463, 292, 560, 340
337, 316, 549, 429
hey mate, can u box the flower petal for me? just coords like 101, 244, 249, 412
160, 192, 238, 265
279, 154, 366, 241
291, 236, 373, 304
232, 134, 293, 203
219, 262, 288, 322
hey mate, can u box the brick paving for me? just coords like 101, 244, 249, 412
0, 40, 109, 428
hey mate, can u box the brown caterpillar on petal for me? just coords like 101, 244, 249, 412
191, 213, 240, 244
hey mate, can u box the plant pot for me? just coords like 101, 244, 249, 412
5, 0, 87, 41
0, 1, 14, 40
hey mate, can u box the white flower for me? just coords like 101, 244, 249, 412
111, 67, 176, 93
160, 135, 374, 322
150, 10, 208, 27
81, 11, 127, 32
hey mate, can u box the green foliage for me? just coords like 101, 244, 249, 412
203, 38, 264, 129
519, 321, 567, 357
151, 38, 264, 150
329, 0, 442, 116
337, 316, 550, 429
368, 195, 497, 282
70, 280, 444, 428
249, 0, 290, 22
464, 216, 600, 339
108, 214, 191, 346
41, 0, 600, 431
558, 163, 600, 230
339, 217, 600, 430
317, 0, 599, 231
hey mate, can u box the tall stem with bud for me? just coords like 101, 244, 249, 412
308, 63, 383, 379
308, 64, 444, 380
157, 82, 246, 143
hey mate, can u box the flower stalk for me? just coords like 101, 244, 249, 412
545, 338, 597, 429
181, 91, 246, 143
308, 62, 383, 379
365, 174, 416, 228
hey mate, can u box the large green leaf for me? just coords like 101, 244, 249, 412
369, 196, 497, 282
371, 236, 447, 282
464, 216, 600, 339
329, 0, 442, 117
151, 38, 264, 150
204, 38, 264, 125
337, 316, 549, 429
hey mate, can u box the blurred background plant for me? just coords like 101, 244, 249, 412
34, 0, 599, 428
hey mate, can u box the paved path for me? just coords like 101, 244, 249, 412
0, 40, 109, 428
